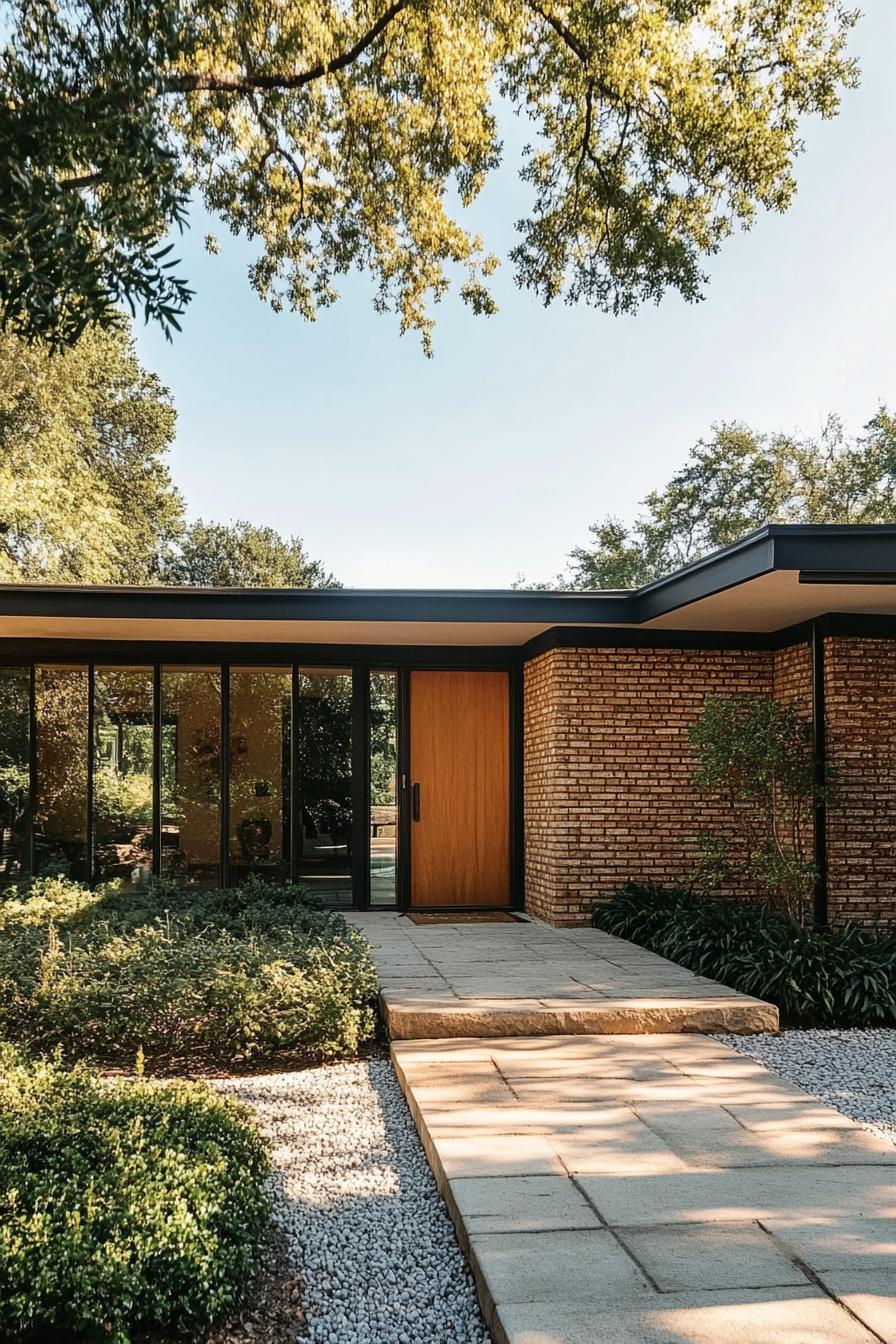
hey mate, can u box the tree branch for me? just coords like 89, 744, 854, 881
522, 0, 590, 65
59, 171, 105, 193
162, 0, 408, 94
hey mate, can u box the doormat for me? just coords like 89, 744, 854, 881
407, 910, 523, 925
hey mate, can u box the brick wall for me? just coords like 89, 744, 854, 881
523, 645, 788, 925
522, 635, 896, 929
773, 640, 813, 711
825, 637, 896, 925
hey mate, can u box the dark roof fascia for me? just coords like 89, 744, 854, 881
0, 583, 635, 627
632, 529, 776, 623
1, 526, 895, 632
632, 525, 896, 623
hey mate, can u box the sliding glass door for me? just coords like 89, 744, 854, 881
296, 668, 353, 905
34, 666, 89, 881
228, 667, 292, 884
369, 671, 398, 905
92, 667, 155, 889
160, 667, 222, 887
0, 668, 31, 883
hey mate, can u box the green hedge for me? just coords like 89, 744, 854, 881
0, 1046, 270, 1343
594, 883, 896, 1027
0, 875, 378, 1069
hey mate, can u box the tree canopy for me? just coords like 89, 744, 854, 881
559, 410, 896, 589
2, 0, 858, 353
163, 519, 339, 587
0, 324, 182, 584
0, 322, 335, 586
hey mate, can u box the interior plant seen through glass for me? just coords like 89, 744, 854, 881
228, 668, 291, 882
0, 668, 30, 883
161, 667, 221, 886
34, 665, 89, 881
369, 671, 398, 905
297, 668, 353, 905
92, 667, 155, 889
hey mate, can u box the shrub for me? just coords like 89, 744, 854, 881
0, 1045, 270, 1343
594, 882, 896, 1027
0, 875, 378, 1069
688, 693, 832, 921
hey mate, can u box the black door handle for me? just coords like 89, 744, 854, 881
412, 783, 420, 822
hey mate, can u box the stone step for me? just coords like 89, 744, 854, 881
381, 992, 778, 1039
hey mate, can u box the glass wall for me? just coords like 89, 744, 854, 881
34, 666, 89, 880
229, 667, 291, 883
0, 658, 414, 905
0, 668, 30, 883
369, 671, 398, 905
161, 667, 221, 886
297, 668, 353, 904
93, 667, 155, 888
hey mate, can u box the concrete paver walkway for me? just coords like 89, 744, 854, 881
392, 1033, 896, 1344
348, 913, 777, 1038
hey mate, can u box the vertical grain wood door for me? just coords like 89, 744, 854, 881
409, 670, 510, 907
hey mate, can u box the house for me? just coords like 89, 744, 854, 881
0, 524, 894, 926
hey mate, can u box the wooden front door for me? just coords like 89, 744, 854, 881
408, 670, 510, 907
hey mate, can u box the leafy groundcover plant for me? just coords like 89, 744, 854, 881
0, 1045, 270, 1343
0, 875, 378, 1070
594, 883, 896, 1027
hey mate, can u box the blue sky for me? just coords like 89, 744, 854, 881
135, 4, 895, 589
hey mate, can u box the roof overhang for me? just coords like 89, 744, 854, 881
0, 525, 895, 649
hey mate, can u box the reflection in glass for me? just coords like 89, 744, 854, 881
369, 671, 397, 905
229, 668, 291, 881
161, 667, 221, 886
93, 667, 154, 889
297, 668, 353, 904
0, 668, 30, 884
34, 666, 89, 880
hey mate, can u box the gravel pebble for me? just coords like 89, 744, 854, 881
718, 1027, 896, 1145
216, 1060, 490, 1344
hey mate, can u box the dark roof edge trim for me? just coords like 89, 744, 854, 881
0, 525, 895, 627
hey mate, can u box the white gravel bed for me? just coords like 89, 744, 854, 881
215, 1060, 490, 1344
718, 1028, 896, 1145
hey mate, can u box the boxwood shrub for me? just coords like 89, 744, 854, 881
0, 1045, 270, 1343
0, 875, 378, 1069
594, 882, 896, 1027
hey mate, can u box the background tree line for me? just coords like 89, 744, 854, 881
531, 412, 896, 591
0, 321, 337, 587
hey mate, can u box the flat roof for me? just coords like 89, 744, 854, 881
1, 524, 895, 648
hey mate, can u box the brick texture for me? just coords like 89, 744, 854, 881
825, 637, 896, 926
523, 643, 815, 927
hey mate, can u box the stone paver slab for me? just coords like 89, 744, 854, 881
634, 1100, 896, 1167
764, 1217, 896, 1273
494, 1288, 882, 1344
430, 1133, 567, 1179
578, 1166, 896, 1226
818, 1275, 896, 1341
547, 1119, 691, 1175
448, 1176, 602, 1235
469, 1228, 651, 1308
617, 1221, 811, 1292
